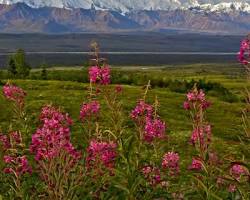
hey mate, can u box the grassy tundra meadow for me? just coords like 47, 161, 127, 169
0, 35, 250, 199
0, 61, 250, 199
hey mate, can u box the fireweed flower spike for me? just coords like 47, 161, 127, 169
30, 105, 81, 162
188, 157, 203, 171
142, 165, 161, 186
144, 117, 166, 143
238, 39, 250, 65
162, 152, 180, 176
0, 134, 11, 150
80, 101, 100, 122
89, 65, 111, 85
184, 87, 212, 159
1, 131, 32, 177
130, 100, 153, 122
86, 139, 117, 174
3, 155, 32, 176
30, 105, 81, 199
0, 131, 32, 198
2, 83, 26, 109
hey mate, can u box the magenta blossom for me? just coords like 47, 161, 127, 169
185, 89, 211, 111
86, 140, 117, 173
89, 66, 100, 83
2, 84, 26, 108
30, 105, 81, 162
183, 101, 190, 110
162, 152, 180, 176
80, 101, 100, 122
88, 65, 111, 85
142, 165, 161, 186
238, 39, 250, 65
3, 155, 32, 176
190, 125, 212, 147
230, 164, 248, 181
1, 132, 32, 177
189, 158, 203, 171
0, 134, 11, 150
130, 100, 153, 122
144, 118, 166, 143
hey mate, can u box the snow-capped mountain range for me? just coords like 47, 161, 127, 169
0, 1, 250, 33
1, 0, 250, 13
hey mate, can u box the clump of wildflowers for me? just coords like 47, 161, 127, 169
2, 83, 26, 112
89, 65, 111, 85
80, 101, 100, 122
1, 131, 32, 176
183, 89, 211, 111
184, 87, 212, 159
144, 118, 166, 143
30, 105, 82, 199
142, 165, 161, 186
0, 131, 32, 198
30, 105, 80, 161
131, 99, 166, 143
162, 152, 180, 176
86, 139, 117, 174
3, 155, 32, 176
130, 100, 153, 122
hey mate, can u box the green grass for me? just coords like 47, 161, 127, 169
0, 76, 248, 159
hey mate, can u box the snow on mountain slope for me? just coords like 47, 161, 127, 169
0, 0, 250, 13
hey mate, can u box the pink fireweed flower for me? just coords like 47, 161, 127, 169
230, 164, 248, 181
130, 100, 153, 122
0, 134, 10, 150
88, 65, 111, 85
190, 125, 212, 148
10, 131, 22, 144
86, 140, 117, 173
2, 84, 26, 108
189, 158, 203, 171
89, 66, 100, 83
185, 89, 211, 111
142, 165, 161, 186
162, 152, 180, 176
3, 155, 15, 164
30, 105, 81, 162
3, 155, 32, 176
183, 101, 190, 110
1, 132, 32, 177
238, 39, 250, 65
144, 117, 166, 143
100, 66, 111, 85
80, 101, 100, 121
187, 90, 205, 102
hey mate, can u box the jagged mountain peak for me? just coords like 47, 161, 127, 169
0, 1, 250, 34
1, 0, 250, 13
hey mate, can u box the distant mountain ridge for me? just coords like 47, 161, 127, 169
1, 0, 250, 14
0, 2, 249, 34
